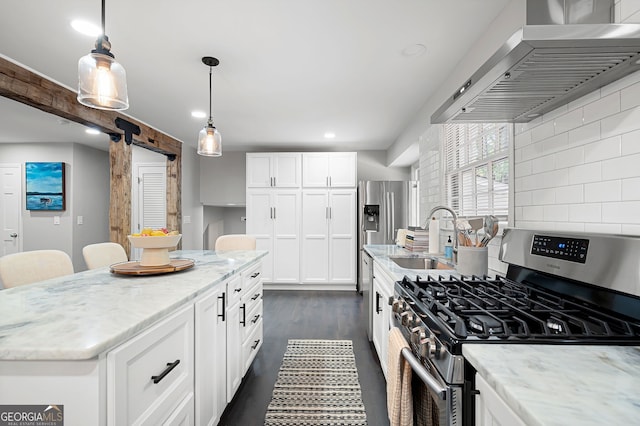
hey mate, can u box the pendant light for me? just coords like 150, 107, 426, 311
197, 56, 222, 157
77, 0, 129, 110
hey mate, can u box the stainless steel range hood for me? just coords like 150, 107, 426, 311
431, 0, 640, 124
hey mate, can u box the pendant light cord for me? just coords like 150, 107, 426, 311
208, 66, 213, 123
101, 0, 106, 36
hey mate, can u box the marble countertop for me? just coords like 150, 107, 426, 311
464, 344, 640, 426
0, 250, 267, 361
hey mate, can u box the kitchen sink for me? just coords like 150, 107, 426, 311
389, 255, 451, 270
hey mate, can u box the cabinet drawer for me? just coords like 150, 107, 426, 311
241, 299, 262, 341
243, 280, 263, 313
227, 274, 243, 307
162, 392, 194, 426
108, 305, 194, 426
242, 319, 263, 374
242, 262, 262, 294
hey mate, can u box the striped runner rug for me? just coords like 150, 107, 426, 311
264, 339, 368, 426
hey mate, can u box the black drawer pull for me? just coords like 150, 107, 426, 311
240, 304, 246, 326
251, 314, 260, 324
218, 293, 226, 321
251, 293, 260, 301
250, 272, 260, 278
151, 359, 180, 384
251, 339, 261, 350
234, 288, 242, 293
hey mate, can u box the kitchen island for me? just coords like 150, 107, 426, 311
0, 249, 266, 425
366, 244, 640, 426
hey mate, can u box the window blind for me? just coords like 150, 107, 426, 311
444, 123, 510, 218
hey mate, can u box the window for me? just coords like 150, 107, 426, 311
444, 123, 510, 218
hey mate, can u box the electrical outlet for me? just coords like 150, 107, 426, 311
77, 215, 83, 225
183, 215, 191, 224
54, 216, 60, 225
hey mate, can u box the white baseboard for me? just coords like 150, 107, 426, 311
263, 282, 356, 291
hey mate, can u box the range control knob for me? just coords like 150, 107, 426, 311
392, 299, 404, 314
410, 326, 426, 348
425, 336, 437, 358
401, 311, 413, 327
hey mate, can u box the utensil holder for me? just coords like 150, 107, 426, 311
456, 246, 488, 276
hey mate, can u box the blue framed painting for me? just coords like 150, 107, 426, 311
25, 162, 66, 211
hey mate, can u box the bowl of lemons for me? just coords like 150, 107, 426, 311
128, 228, 181, 266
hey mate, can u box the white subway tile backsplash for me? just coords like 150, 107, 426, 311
518, 220, 556, 231
543, 104, 569, 122
514, 131, 532, 148
555, 146, 585, 169
622, 177, 640, 200
602, 152, 640, 180
568, 203, 602, 222
568, 121, 601, 145
584, 136, 621, 163
567, 89, 601, 112
531, 155, 556, 174
515, 160, 532, 178
557, 222, 587, 232
622, 224, 640, 234
531, 121, 555, 143
541, 133, 570, 156
531, 188, 556, 205
541, 169, 570, 189
583, 92, 621, 123
585, 223, 623, 234
568, 162, 602, 185
515, 191, 532, 207
620, 0, 640, 22
514, 206, 523, 221
554, 108, 583, 134
521, 141, 543, 161
601, 106, 640, 138
621, 81, 640, 110
621, 129, 640, 155
584, 181, 622, 203
601, 68, 640, 97
544, 204, 569, 221
522, 205, 544, 221
603, 201, 640, 223
555, 185, 584, 204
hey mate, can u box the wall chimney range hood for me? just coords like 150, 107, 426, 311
431, 0, 640, 124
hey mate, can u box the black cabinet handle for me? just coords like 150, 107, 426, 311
376, 292, 382, 314
234, 288, 242, 293
217, 293, 226, 321
250, 272, 260, 278
251, 339, 261, 350
240, 304, 246, 326
151, 359, 180, 384
251, 314, 260, 324
251, 293, 260, 301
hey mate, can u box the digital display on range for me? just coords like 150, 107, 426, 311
531, 235, 589, 264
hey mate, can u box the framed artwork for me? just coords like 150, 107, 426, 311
25, 162, 66, 211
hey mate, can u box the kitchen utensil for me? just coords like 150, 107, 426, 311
480, 215, 499, 247
468, 217, 483, 247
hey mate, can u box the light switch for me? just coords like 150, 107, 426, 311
184, 215, 191, 224
54, 216, 60, 225
77, 216, 83, 225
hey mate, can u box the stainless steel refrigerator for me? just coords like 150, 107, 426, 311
358, 180, 419, 340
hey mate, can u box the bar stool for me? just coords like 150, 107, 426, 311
0, 250, 74, 289
82, 242, 128, 270
215, 234, 256, 251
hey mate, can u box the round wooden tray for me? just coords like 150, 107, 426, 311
110, 259, 195, 276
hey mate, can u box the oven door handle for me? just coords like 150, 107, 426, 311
401, 347, 447, 400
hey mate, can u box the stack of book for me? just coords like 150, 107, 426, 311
404, 227, 429, 252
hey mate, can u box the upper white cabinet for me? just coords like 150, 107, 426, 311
247, 153, 301, 188
302, 152, 357, 188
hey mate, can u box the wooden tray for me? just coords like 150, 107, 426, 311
110, 259, 195, 276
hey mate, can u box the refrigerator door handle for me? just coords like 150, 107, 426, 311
385, 191, 391, 242
390, 191, 395, 243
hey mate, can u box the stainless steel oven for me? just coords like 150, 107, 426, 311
391, 228, 640, 426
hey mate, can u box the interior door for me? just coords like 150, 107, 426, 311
131, 164, 166, 260
0, 164, 22, 257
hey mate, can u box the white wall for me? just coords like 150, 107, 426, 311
200, 151, 246, 206
0, 143, 110, 272
181, 144, 204, 250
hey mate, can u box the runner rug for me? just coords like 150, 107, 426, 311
264, 339, 368, 426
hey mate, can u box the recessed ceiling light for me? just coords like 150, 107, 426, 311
401, 44, 427, 57
324, 132, 336, 139
191, 111, 207, 119
85, 128, 101, 135
71, 19, 101, 37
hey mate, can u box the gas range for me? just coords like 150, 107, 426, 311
391, 228, 640, 426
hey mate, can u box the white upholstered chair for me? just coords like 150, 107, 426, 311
0, 250, 74, 289
215, 234, 256, 251
82, 242, 128, 270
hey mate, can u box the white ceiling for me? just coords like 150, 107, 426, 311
0, 0, 510, 159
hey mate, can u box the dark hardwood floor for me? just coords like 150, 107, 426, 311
219, 290, 389, 426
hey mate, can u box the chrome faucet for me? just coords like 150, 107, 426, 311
423, 205, 458, 260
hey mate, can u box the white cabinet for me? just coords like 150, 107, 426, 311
195, 283, 227, 426
246, 153, 301, 188
301, 189, 356, 285
475, 373, 526, 426
240, 262, 264, 374
372, 262, 393, 379
107, 304, 194, 426
302, 152, 357, 188
246, 189, 300, 283
226, 274, 243, 402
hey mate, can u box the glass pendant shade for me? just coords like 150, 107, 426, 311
197, 124, 222, 156
78, 52, 129, 110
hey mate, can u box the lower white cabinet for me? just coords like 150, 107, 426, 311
107, 304, 195, 426
240, 262, 264, 375
163, 392, 194, 426
475, 373, 526, 426
372, 262, 393, 379
195, 282, 228, 426
226, 274, 243, 402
